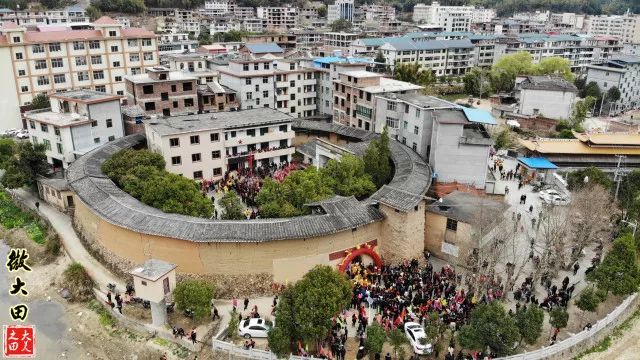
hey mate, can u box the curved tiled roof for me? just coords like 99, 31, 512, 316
67, 121, 432, 242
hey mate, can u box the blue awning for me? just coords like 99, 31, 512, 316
461, 107, 497, 125
517, 157, 558, 170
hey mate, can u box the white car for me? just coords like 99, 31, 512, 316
3, 128, 18, 136
238, 318, 272, 338
538, 189, 561, 199
15, 130, 29, 139
404, 322, 432, 355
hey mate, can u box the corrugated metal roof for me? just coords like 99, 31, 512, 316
517, 157, 558, 170
245, 43, 284, 54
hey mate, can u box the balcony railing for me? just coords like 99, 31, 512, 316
226, 145, 294, 159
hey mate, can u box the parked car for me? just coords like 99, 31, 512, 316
15, 130, 29, 139
404, 322, 432, 355
238, 318, 272, 338
2, 128, 18, 137
544, 195, 570, 206
538, 189, 561, 199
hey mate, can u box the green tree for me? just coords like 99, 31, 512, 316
228, 309, 240, 340
493, 52, 535, 78
607, 86, 621, 102
490, 69, 515, 93
173, 280, 215, 320
321, 154, 376, 199
0, 138, 16, 169
365, 323, 387, 359
580, 81, 601, 99
536, 57, 574, 81
571, 96, 596, 127
373, 51, 387, 73
85, 5, 102, 21
618, 170, 640, 220
30, 94, 50, 110
269, 266, 351, 353
93, 0, 145, 13
575, 286, 601, 326
514, 305, 544, 345
2, 142, 49, 189
463, 68, 492, 97
388, 328, 408, 359
574, 77, 587, 90
549, 307, 569, 330
589, 233, 640, 296
198, 32, 212, 45
394, 62, 434, 87
102, 149, 165, 186
330, 19, 352, 32
566, 166, 613, 191
267, 325, 291, 357
458, 302, 520, 356
363, 127, 391, 188
256, 167, 334, 218
219, 191, 245, 220
493, 128, 516, 150
317, 5, 327, 17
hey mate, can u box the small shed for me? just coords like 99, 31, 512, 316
517, 157, 558, 182
129, 259, 177, 303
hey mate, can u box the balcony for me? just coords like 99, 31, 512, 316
226, 145, 295, 161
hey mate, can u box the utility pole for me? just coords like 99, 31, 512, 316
614, 154, 626, 201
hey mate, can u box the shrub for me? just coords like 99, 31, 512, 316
173, 280, 215, 320
62, 263, 94, 302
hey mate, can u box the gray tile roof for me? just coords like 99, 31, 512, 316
130, 259, 177, 281
519, 76, 578, 92
426, 191, 507, 224
66, 120, 432, 243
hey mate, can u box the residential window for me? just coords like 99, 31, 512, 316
279, 124, 287, 132
93, 137, 100, 144
414, 126, 419, 135
387, 102, 397, 111
254, 63, 259, 70
53, 74, 66, 84
48, 42, 61, 52
37, 76, 49, 86
210, 133, 219, 142
131, 68, 141, 75
110, 45, 118, 52
35, 60, 47, 70
21, 86, 28, 92
73, 41, 85, 50
115, 76, 122, 82
12, 36, 20, 43
246, 129, 255, 137
113, 61, 120, 67
416, 109, 421, 117
93, 70, 104, 80
190, 135, 200, 144
184, 98, 194, 107
230, 131, 236, 138
213, 168, 222, 176
141, 38, 152, 46
211, 150, 221, 159
412, 142, 417, 151
31, 136, 37, 144
386, 117, 398, 129
403, 121, 408, 129
262, 77, 268, 84
171, 85, 176, 92
54, 127, 60, 136
91, 120, 98, 127
143, 52, 153, 61
243, 64, 249, 71
446, 218, 458, 232
51, 58, 63, 68
32, 44, 44, 54
108, 30, 117, 37
77, 71, 89, 81
42, 139, 51, 150
90, 55, 102, 65
245, 78, 252, 85
169, 138, 179, 147
142, 85, 154, 94
264, 63, 270, 70
191, 153, 201, 162
171, 156, 181, 165
129, 54, 140, 62
108, 135, 115, 141
56, 143, 63, 154
193, 171, 203, 179
246, 92, 252, 100
106, 119, 113, 128
144, 102, 155, 111
75, 56, 87, 66
41, 123, 48, 132
18, 69, 25, 76
260, 127, 268, 136
88, 40, 100, 49
95, 85, 106, 93
15, 52, 23, 60
183, 82, 193, 91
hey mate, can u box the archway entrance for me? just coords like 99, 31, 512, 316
337, 243, 382, 273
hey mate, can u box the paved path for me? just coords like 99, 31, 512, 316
10, 189, 126, 292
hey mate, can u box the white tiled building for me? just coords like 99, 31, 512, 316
145, 108, 295, 180
256, 7, 298, 31
586, 55, 640, 111
25, 90, 124, 168
0, 16, 158, 131
327, 0, 354, 23
412, 2, 472, 32
379, 38, 475, 76
585, 13, 640, 44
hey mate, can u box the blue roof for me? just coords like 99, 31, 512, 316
460, 107, 497, 125
245, 43, 283, 54
313, 56, 372, 65
0, 8, 13, 13
517, 157, 558, 170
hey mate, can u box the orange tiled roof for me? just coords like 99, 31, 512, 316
94, 16, 117, 25
520, 138, 640, 155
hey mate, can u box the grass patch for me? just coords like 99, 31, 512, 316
24, 222, 45, 244
88, 299, 116, 328
154, 338, 170, 347
0, 191, 34, 229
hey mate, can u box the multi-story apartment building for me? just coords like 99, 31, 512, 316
512, 10, 550, 23
0, 5, 89, 26
298, 7, 319, 27
327, 0, 354, 23
332, 70, 422, 131
165, 53, 219, 85
219, 58, 319, 118
125, 66, 198, 117
24, 90, 124, 168
145, 108, 296, 180
304, 56, 371, 116
233, 7, 256, 19
359, 5, 395, 21
373, 93, 493, 188
586, 13, 640, 44
324, 32, 359, 53
256, 7, 298, 32
586, 55, 640, 111
0, 16, 158, 130
477, 19, 546, 35
295, 30, 325, 49
471, 8, 496, 24
242, 34, 297, 50
493, 34, 623, 71
202, 0, 234, 17
157, 33, 198, 55
115, 17, 131, 28
550, 12, 586, 30
412, 2, 472, 32
379, 38, 475, 76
